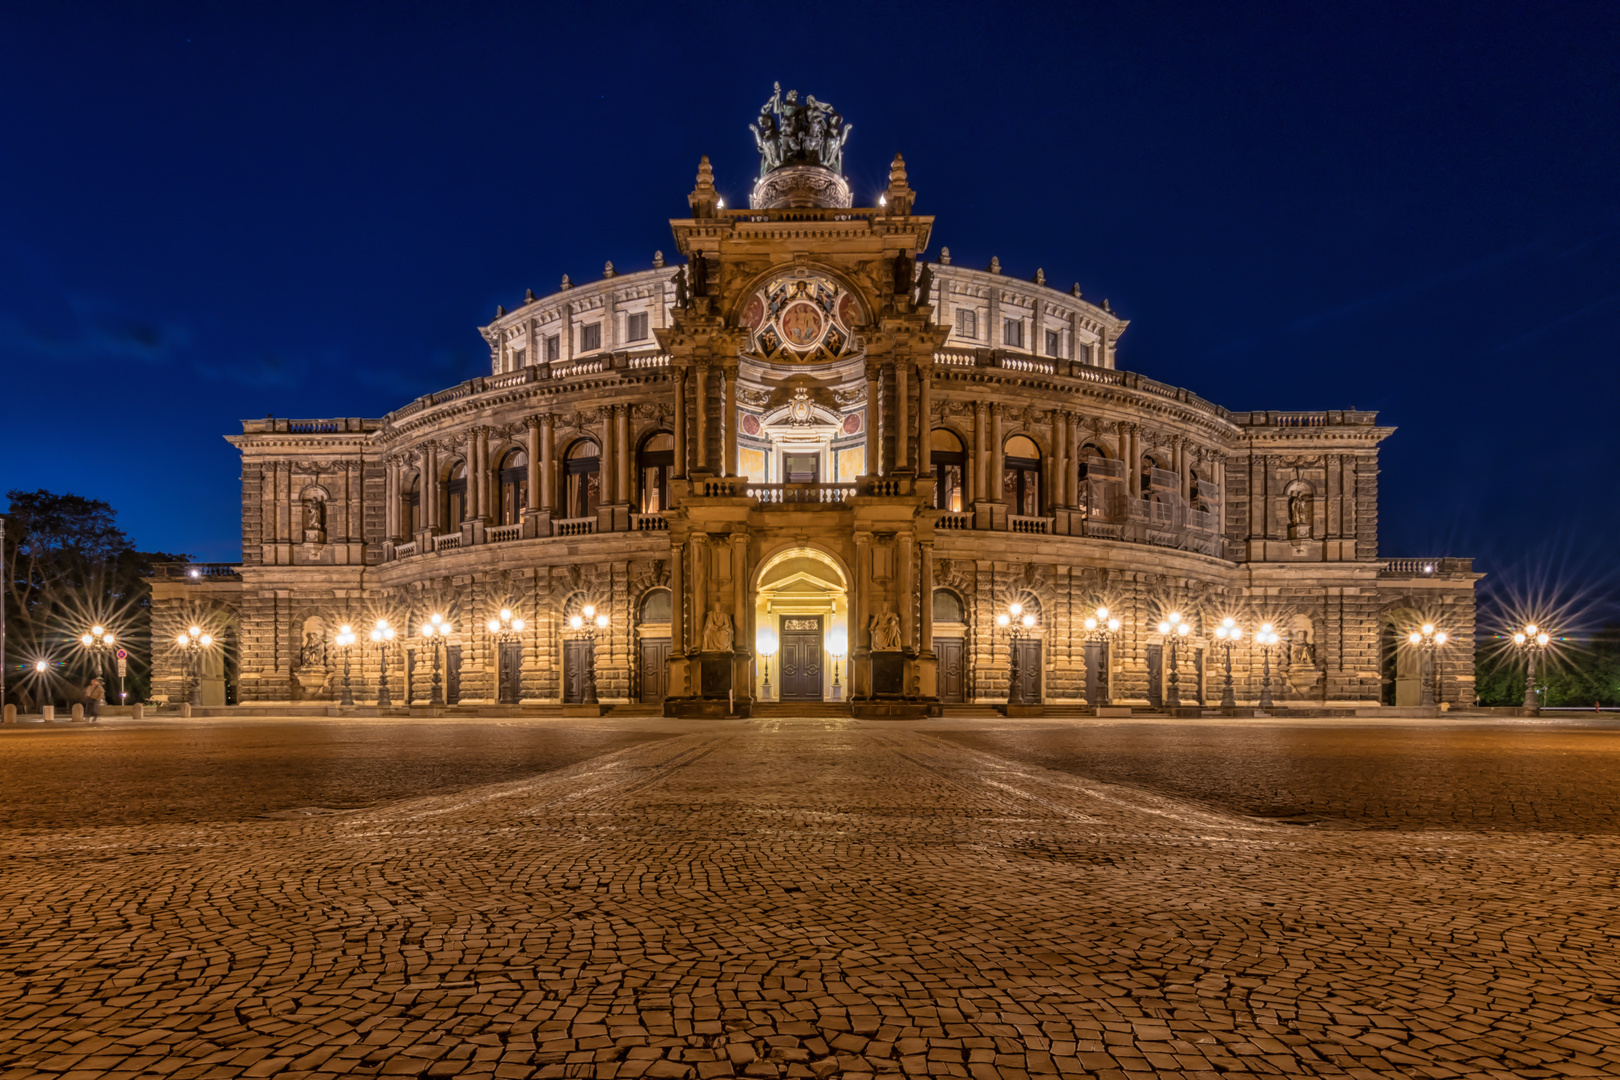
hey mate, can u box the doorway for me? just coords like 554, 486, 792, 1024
563, 639, 591, 703
936, 637, 965, 703
445, 645, 462, 705
780, 615, 824, 700
1013, 639, 1041, 703
639, 638, 670, 703
498, 641, 522, 705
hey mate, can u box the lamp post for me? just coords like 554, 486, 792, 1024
1155, 611, 1191, 708
486, 609, 526, 705
1081, 606, 1121, 709
756, 627, 778, 702
419, 613, 453, 706
1408, 622, 1448, 707
1213, 617, 1243, 708
568, 604, 609, 706
79, 625, 116, 683
828, 629, 847, 700
1254, 623, 1280, 710
1512, 623, 1551, 713
175, 625, 214, 707
996, 602, 1037, 705
370, 619, 396, 707
333, 624, 357, 706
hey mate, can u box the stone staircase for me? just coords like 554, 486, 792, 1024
751, 701, 853, 718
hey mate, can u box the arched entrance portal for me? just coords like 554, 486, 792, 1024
754, 548, 850, 703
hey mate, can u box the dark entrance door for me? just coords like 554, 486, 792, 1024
639, 638, 670, 703
405, 647, 416, 704
445, 645, 462, 705
1014, 639, 1041, 703
498, 641, 522, 705
1084, 640, 1103, 705
780, 616, 823, 700
937, 637, 965, 703
1146, 643, 1163, 708
563, 639, 591, 703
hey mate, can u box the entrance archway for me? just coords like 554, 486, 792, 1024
754, 547, 850, 703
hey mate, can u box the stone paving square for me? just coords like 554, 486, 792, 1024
2, 715, 1619, 1079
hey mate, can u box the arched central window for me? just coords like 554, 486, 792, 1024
931, 429, 965, 512
401, 472, 420, 536
637, 432, 674, 513
1003, 435, 1041, 516
565, 439, 601, 519
445, 461, 468, 527
498, 449, 528, 526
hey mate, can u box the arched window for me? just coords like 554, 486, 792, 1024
497, 449, 527, 526
1003, 435, 1041, 516
639, 588, 672, 624
445, 461, 468, 527
565, 439, 601, 519
1139, 453, 1160, 496
1015, 594, 1043, 624
931, 429, 966, 511
637, 432, 674, 513
401, 472, 420, 536
932, 588, 965, 625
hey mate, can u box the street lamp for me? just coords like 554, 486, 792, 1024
175, 625, 214, 707
487, 609, 526, 705
828, 628, 847, 700
369, 619, 396, 707
756, 627, 778, 701
1213, 617, 1244, 708
1408, 622, 1448, 707
1155, 611, 1191, 708
1254, 622, 1281, 710
568, 604, 609, 706
1081, 606, 1122, 709
334, 624, 357, 706
419, 613, 454, 706
486, 608, 526, 636
79, 624, 116, 682
996, 602, 1037, 705
1512, 623, 1551, 713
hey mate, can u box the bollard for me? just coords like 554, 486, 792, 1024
71, 703, 85, 722
2, 704, 14, 724
42, 705, 55, 722
132, 703, 144, 720
180, 702, 192, 719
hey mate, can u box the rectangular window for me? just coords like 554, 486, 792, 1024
1004, 318, 1023, 348
1076, 342, 1093, 366
545, 334, 560, 362
510, 348, 525, 370
579, 322, 602, 353
955, 309, 977, 340
626, 311, 649, 342
1044, 329, 1061, 357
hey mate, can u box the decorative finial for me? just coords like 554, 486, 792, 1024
525, 288, 535, 303
653, 250, 665, 268
939, 247, 951, 266
560, 274, 573, 290
1102, 298, 1113, 313
1070, 283, 1082, 298
884, 153, 915, 215
989, 256, 1002, 275
688, 155, 720, 218
495, 304, 506, 317
603, 261, 616, 279
1034, 268, 1046, 286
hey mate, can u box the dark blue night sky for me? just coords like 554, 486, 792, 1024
3, 3, 1616, 610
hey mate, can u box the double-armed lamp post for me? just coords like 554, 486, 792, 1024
175, 625, 214, 707
1254, 623, 1281, 710
1512, 623, 1550, 712
996, 602, 1037, 705
80, 625, 116, 683
370, 619, 396, 707
569, 605, 609, 706
1081, 606, 1121, 709
1409, 623, 1448, 707
419, 613, 454, 706
1213, 617, 1244, 708
1155, 612, 1191, 708
334, 624, 358, 706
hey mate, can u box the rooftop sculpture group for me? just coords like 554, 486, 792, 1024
750, 83, 852, 177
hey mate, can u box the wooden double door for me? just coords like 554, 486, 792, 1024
937, 637, 966, 703
779, 616, 824, 701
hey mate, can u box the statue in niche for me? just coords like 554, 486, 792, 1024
914, 259, 933, 307
1289, 617, 1317, 669
302, 497, 326, 543
870, 605, 903, 652
672, 265, 688, 309
702, 605, 734, 653
1288, 491, 1311, 528
299, 632, 325, 667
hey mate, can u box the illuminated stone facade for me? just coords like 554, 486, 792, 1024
149, 97, 1479, 713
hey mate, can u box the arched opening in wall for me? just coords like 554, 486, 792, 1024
1006, 592, 1043, 703
931, 429, 966, 511
444, 461, 469, 528
1076, 441, 1119, 518
498, 449, 528, 526
637, 432, 674, 513
636, 587, 673, 704
1003, 435, 1041, 516
564, 439, 601, 520
1379, 611, 1425, 706
559, 591, 599, 705
401, 472, 420, 536
754, 548, 850, 703
932, 588, 968, 703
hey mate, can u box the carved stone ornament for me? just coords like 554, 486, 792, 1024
749, 83, 853, 179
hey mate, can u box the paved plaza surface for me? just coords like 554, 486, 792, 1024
3, 716, 1619, 1080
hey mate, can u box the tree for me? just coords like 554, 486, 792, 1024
2, 489, 189, 708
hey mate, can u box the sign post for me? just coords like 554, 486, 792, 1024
116, 649, 128, 704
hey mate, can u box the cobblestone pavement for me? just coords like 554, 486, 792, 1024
3, 716, 1619, 1079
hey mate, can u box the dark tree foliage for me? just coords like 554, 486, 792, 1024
1475, 625, 1620, 708
2, 489, 189, 708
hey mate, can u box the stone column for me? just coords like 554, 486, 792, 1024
525, 420, 541, 512
864, 362, 881, 475
671, 540, 685, 654
990, 406, 1004, 503
674, 368, 688, 478
425, 444, 440, 532
1123, 422, 1139, 498
600, 409, 616, 506
919, 541, 934, 653
383, 459, 396, 540
1098, 325, 1111, 368
695, 363, 710, 472
973, 401, 988, 502
1069, 414, 1083, 505
540, 415, 555, 512
691, 535, 707, 642
723, 366, 739, 477
916, 359, 932, 478
617, 404, 632, 504
895, 359, 909, 470
1052, 410, 1067, 512
731, 531, 749, 653
899, 532, 914, 649
477, 427, 491, 519
854, 533, 872, 653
